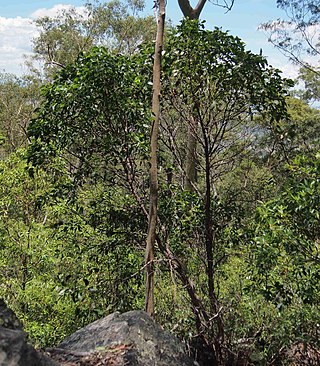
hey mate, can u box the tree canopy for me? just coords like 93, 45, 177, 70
1, 3, 320, 365
28, 0, 156, 77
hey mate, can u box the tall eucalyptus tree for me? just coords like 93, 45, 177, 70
145, 0, 166, 316
176, 0, 235, 191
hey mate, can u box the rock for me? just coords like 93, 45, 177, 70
0, 299, 58, 366
56, 310, 197, 366
0, 327, 58, 366
0, 300, 197, 366
0, 299, 23, 330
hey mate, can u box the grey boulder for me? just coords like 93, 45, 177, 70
57, 310, 197, 366
0, 299, 57, 366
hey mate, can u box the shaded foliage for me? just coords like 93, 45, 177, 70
28, 46, 151, 186
2, 14, 320, 366
0, 73, 40, 158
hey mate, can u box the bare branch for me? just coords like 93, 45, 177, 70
47, 44, 66, 69
208, 0, 235, 12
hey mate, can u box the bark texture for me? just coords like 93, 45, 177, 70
145, 0, 166, 316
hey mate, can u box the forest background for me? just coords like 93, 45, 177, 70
0, 0, 320, 365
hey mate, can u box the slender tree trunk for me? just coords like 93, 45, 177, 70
185, 115, 197, 191
145, 0, 166, 316
177, 0, 207, 191
203, 138, 214, 309
202, 124, 224, 364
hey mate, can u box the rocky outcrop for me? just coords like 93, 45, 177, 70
54, 310, 197, 366
0, 326, 58, 366
0, 299, 58, 366
0, 299, 23, 330
1, 299, 196, 366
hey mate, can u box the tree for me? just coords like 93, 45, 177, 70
279, 97, 320, 156
176, 0, 235, 191
145, 0, 166, 316
159, 19, 292, 362
299, 66, 320, 104
27, 20, 293, 363
0, 149, 146, 347
261, 0, 320, 74
27, 47, 151, 180
177, 0, 234, 19
245, 152, 320, 362
29, 0, 156, 77
0, 73, 40, 158
27, 43, 154, 322
0, 149, 72, 346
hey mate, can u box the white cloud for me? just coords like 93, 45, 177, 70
271, 59, 300, 79
31, 4, 88, 19
0, 16, 38, 75
0, 5, 87, 76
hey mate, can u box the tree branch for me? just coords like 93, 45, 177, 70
177, 0, 208, 19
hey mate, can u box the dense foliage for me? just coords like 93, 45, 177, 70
0, 5, 320, 365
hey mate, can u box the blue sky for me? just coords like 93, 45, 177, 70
0, 0, 297, 77
0, 0, 285, 22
